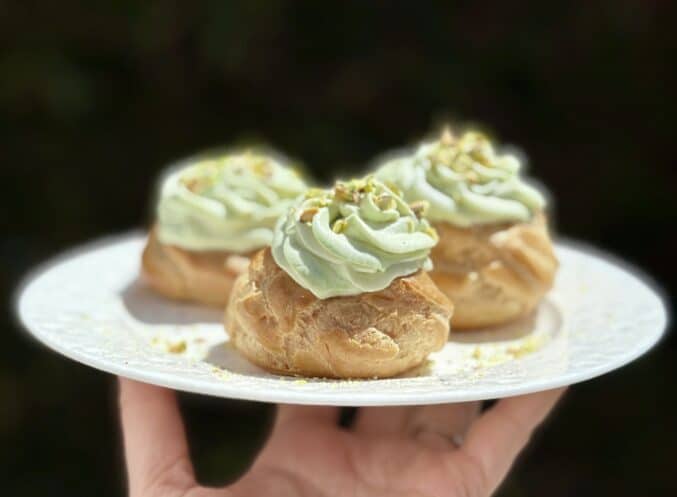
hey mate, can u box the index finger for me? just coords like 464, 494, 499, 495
118, 378, 194, 496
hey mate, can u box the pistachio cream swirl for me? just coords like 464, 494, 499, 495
156, 152, 307, 253
271, 177, 438, 299
375, 130, 546, 227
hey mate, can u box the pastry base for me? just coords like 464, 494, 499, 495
225, 248, 453, 378
141, 228, 250, 306
429, 214, 558, 329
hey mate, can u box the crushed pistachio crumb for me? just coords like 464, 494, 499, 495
334, 183, 360, 203
409, 200, 429, 218
182, 178, 204, 193
375, 194, 396, 211
469, 148, 489, 165
466, 170, 479, 182
250, 159, 273, 177
167, 340, 187, 354
440, 127, 455, 146
428, 128, 501, 175
332, 218, 347, 233
299, 207, 319, 223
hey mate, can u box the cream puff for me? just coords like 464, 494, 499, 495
376, 129, 557, 329
225, 177, 453, 378
142, 150, 307, 305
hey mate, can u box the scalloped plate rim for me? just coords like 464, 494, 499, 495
15, 231, 669, 406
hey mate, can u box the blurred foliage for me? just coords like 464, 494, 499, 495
1, 1, 675, 496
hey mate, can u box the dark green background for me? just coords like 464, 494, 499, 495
2, 2, 675, 496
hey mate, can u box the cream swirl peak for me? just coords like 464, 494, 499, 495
375, 129, 546, 227
271, 176, 438, 299
156, 151, 307, 253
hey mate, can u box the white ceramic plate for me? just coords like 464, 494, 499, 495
16, 232, 667, 406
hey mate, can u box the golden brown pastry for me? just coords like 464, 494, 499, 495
376, 129, 558, 328
226, 249, 452, 378
224, 177, 453, 378
141, 150, 306, 305
428, 215, 557, 328
142, 228, 250, 306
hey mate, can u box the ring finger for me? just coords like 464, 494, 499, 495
354, 402, 481, 449
406, 402, 481, 449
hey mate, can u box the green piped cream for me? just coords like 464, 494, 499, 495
156, 151, 307, 253
375, 130, 546, 227
271, 177, 438, 299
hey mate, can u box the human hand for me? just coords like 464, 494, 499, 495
119, 378, 565, 497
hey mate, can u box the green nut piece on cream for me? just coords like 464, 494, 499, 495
375, 129, 546, 227
156, 151, 307, 253
271, 177, 438, 299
